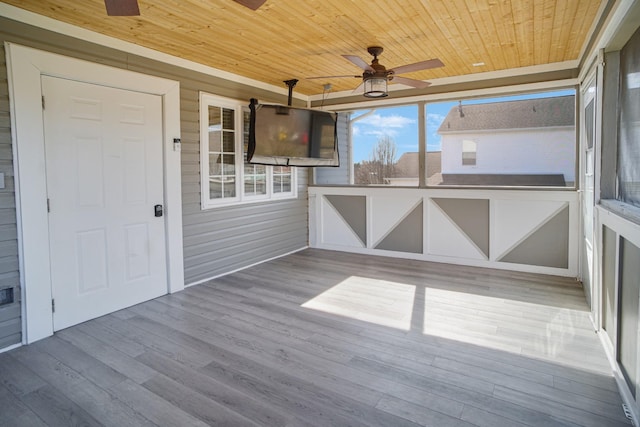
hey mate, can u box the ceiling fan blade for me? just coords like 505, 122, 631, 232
233, 0, 267, 10
342, 55, 375, 72
307, 75, 361, 80
390, 58, 444, 75
391, 76, 431, 89
104, 0, 140, 16
351, 81, 366, 94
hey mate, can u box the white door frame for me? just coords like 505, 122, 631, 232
5, 43, 184, 344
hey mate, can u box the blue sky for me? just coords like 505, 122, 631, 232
351, 89, 575, 163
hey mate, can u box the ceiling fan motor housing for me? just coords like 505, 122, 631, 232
365, 46, 393, 81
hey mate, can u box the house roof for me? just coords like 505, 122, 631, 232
437, 95, 575, 133
438, 173, 567, 186
395, 152, 442, 178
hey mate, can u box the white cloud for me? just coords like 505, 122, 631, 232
358, 114, 415, 128
426, 113, 445, 128
352, 114, 415, 139
361, 128, 399, 138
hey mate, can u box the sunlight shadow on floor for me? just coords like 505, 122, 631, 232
302, 275, 416, 331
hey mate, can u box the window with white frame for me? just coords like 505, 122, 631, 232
462, 140, 477, 165
200, 93, 296, 208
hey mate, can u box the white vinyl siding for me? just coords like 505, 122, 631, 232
314, 113, 350, 185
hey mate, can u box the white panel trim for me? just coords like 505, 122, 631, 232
321, 196, 365, 248
370, 196, 422, 248
0, 343, 21, 354
428, 199, 486, 260
6, 43, 184, 344
309, 186, 579, 277
185, 246, 308, 287
492, 200, 568, 261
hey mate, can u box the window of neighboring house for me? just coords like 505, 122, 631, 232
200, 93, 296, 208
426, 89, 576, 187
462, 140, 477, 165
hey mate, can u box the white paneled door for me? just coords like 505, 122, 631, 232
42, 76, 167, 331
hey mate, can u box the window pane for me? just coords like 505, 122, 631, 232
209, 131, 222, 152
273, 166, 292, 193
273, 174, 283, 193
223, 131, 235, 152
351, 105, 418, 186
208, 106, 221, 127
210, 176, 235, 198
281, 176, 291, 192
244, 164, 267, 196
209, 176, 222, 199
223, 157, 235, 171
426, 91, 576, 187
222, 108, 235, 130
226, 179, 236, 197
209, 155, 223, 175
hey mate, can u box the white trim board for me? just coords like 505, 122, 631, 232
5, 42, 185, 344
185, 246, 308, 287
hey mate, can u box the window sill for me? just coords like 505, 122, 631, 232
202, 193, 297, 210
600, 199, 640, 226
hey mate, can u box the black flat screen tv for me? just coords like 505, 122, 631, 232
247, 101, 339, 167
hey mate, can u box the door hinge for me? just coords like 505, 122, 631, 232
42, 95, 45, 110
51, 298, 55, 313
47, 198, 50, 213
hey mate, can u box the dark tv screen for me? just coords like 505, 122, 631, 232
248, 103, 339, 167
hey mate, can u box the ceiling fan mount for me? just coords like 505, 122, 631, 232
367, 46, 384, 59
363, 46, 388, 78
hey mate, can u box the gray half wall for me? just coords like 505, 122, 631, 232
432, 198, 489, 258
325, 195, 367, 246
499, 205, 569, 269
375, 201, 423, 254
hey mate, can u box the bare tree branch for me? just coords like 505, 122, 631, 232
354, 136, 398, 185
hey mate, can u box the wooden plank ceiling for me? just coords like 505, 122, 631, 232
2, 0, 604, 96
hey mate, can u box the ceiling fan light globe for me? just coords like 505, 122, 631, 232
363, 77, 388, 98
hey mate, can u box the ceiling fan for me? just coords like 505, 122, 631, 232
309, 46, 444, 97
104, 0, 266, 16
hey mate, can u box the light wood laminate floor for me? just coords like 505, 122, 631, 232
0, 249, 630, 426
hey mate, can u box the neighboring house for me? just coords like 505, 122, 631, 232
384, 151, 442, 186
436, 96, 576, 186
